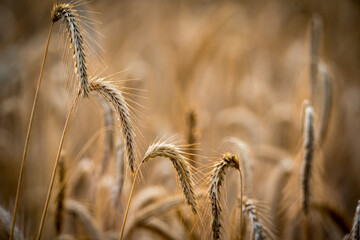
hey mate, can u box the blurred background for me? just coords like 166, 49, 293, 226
0, 0, 360, 239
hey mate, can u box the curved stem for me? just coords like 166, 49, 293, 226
238, 165, 243, 240
10, 22, 54, 240
120, 163, 142, 240
36, 94, 80, 240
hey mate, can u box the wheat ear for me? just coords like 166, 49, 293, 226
65, 200, 102, 240
97, 96, 115, 174
1, 206, 23, 240
120, 141, 197, 240
37, 95, 80, 240
349, 201, 360, 240
209, 153, 243, 240
242, 197, 276, 240
51, 3, 89, 96
301, 103, 315, 215
10, 23, 54, 240
301, 102, 315, 240
90, 78, 136, 173
55, 154, 67, 236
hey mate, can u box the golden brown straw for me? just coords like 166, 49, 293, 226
10, 22, 54, 240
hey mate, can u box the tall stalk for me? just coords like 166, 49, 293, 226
10, 22, 54, 240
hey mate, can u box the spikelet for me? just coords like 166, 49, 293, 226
51, 3, 89, 96
142, 141, 197, 213
90, 78, 136, 173
209, 153, 240, 240
301, 103, 315, 215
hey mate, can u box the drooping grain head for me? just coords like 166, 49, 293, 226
51, 3, 71, 22
51, 2, 89, 96
209, 153, 239, 240
142, 141, 197, 213
90, 78, 136, 173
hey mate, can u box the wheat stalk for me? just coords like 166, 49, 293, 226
226, 137, 253, 196
37, 95, 80, 240
89, 78, 136, 173
51, 3, 89, 96
55, 154, 67, 236
209, 153, 243, 240
10, 23, 54, 240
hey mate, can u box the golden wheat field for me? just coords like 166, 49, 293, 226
1, 0, 360, 239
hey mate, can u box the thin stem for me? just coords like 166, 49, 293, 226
36, 94, 80, 240
120, 163, 142, 240
10, 22, 54, 240
238, 166, 243, 240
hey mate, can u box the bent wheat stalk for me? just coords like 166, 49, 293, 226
120, 141, 197, 240
90, 78, 136, 173
51, 3, 89, 96
10, 22, 54, 240
37, 95, 80, 240
209, 153, 243, 240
